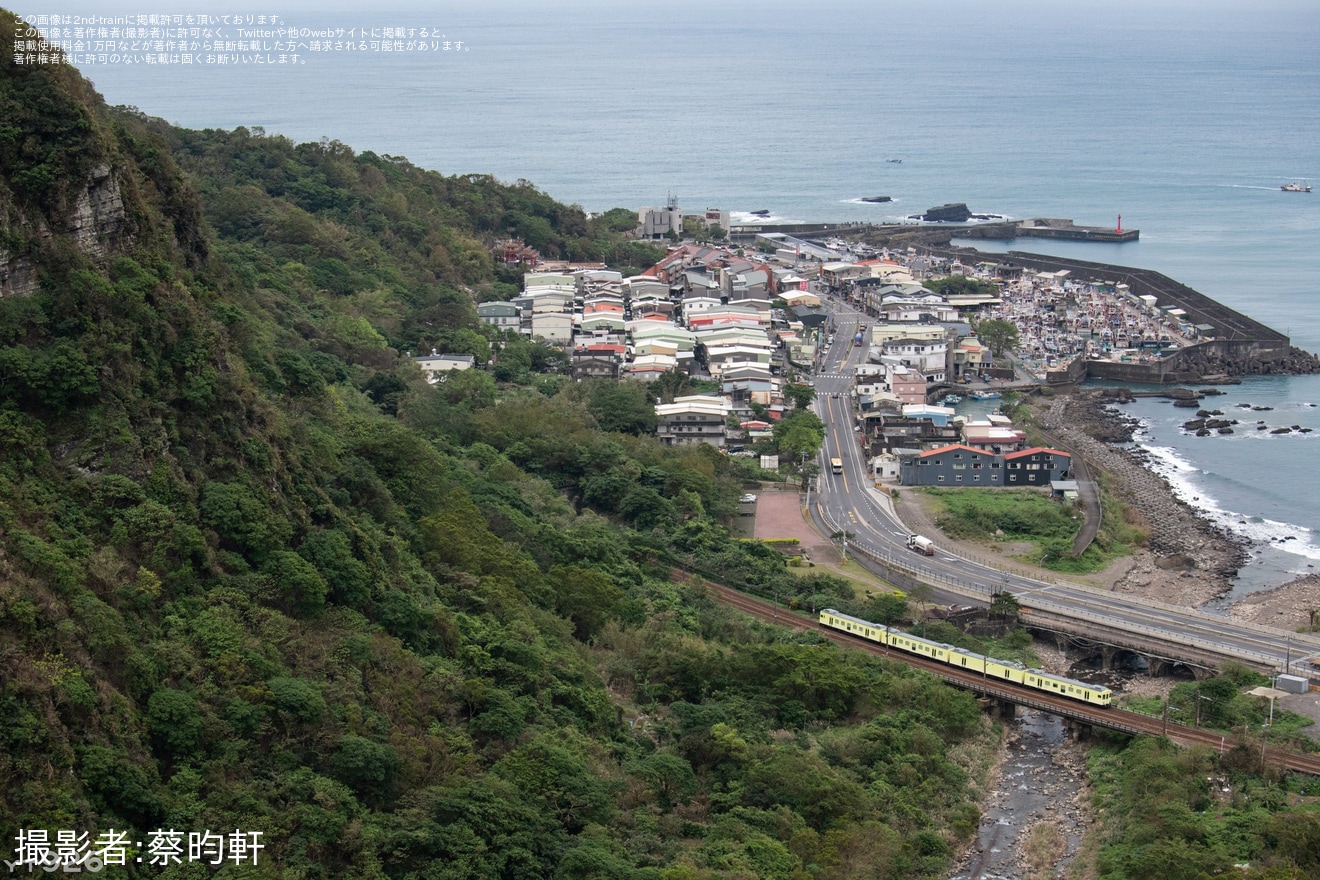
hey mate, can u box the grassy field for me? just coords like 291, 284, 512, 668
923, 486, 1145, 574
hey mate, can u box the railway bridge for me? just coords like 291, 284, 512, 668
705, 579, 1320, 777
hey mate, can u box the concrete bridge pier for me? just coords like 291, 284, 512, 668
977, 697, 1017, 721
1063, 718, 1093, 741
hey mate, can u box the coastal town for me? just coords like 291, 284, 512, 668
414, 200, 1316, 492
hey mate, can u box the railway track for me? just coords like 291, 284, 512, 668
702, 580, 1320, 777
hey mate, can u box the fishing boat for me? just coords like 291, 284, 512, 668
969, 390, 1002, 400
941, 394, 962, 405
1281, 180, 1312, 193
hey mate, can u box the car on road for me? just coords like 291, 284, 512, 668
739, 493, 758, 503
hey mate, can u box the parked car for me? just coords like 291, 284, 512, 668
739, 493, 758, 504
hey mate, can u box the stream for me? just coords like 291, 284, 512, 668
950, 710, 1090, 880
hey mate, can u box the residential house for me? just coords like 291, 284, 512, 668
477, 301, 521, 330
888, 365, 928, 406
898, 444, 1071, 487
413, 352, 476, 384
655, 395, 730, 448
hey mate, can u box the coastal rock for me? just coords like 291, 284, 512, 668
1271, 427, 1292, 434
922, 202, 972, 222
861, 195, 892, 203
1172, 398, 1201, 408
1030, 390, 1247, 603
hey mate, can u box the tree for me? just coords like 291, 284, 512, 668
989, 590, 1021, 621
783, 382, 816, 411
585, 380, 658, 435
630, 752, 696, 812
868, 591, 909, 624
926, 275, 998, 298
649, 368, 690, 404
975, 319, 1020, 361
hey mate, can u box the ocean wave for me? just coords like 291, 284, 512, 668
842, 197, 903, 205
730, 211, 792, 224
1138, 442, 1320, 562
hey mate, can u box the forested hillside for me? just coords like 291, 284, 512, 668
0, 14, 1000, 878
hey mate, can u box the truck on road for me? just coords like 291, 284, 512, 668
906, 534, 935, 556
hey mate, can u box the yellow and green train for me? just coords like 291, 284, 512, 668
819, 608, 1112, 707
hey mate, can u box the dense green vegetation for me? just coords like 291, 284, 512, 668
1084, 737, 1320, 880
0, 19, 995, 878
921, 275, 998, 301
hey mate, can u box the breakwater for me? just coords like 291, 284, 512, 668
919, 246, 1317, 384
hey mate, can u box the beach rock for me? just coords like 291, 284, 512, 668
1271, 427, 1292, 434
921, 202, 972, 222
1218, 427, 1234, 434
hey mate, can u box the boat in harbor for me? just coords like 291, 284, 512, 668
941, 394, 962, 405
1281, 180, 1311, 192
969, 390, 1002, 400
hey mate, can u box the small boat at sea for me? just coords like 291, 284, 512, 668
750, 209, 771, 216
1281, 180, 1311, 193
941, 394, 962, 405
969, 390, 1001, 400
885, 158, 902, 163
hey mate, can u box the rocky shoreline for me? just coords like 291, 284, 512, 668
1031, 388, 1250, 607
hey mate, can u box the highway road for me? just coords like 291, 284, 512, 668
804, 307, 1320, 680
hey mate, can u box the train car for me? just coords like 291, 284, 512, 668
985, 657, 1029, 686
883, 627, 954, 664
819, 608, 886, 644
1024, 669, 1111, 706
819, 609, 1111, 706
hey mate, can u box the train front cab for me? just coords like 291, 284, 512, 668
819, 609, 886, 645
1026, 669, 1112, 706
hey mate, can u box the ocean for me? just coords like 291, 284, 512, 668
28, 0, 1320, 594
